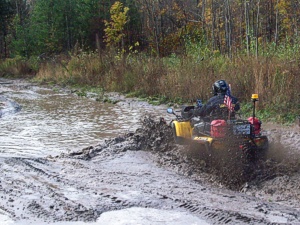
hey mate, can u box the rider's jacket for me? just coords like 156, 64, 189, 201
194, 94, 240, 120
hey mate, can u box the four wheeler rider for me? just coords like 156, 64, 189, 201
194, 79, 240, 121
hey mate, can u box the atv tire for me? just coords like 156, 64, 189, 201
257, 139, 269, 161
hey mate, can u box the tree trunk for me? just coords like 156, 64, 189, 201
275, 0, 279, 46
256, 0, 260, 58
211, 0, 216, 51
225, 0, 232, 58
245, 0, 250, 55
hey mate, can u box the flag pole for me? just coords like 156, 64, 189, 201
228, 84, 231, 121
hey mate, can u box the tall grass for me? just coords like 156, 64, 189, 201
1, 43, 299, 123
0, 55, 36, 77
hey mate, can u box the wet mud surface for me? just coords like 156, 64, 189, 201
0, 79, 300, 224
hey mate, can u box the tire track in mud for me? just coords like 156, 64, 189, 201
0, 157, 99, 222
149, 182, 299, 225
153, 192, 267, 225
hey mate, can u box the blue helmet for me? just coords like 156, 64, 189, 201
212, 80, 228, 95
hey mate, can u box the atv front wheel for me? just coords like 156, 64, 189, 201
256, 139, 269, 161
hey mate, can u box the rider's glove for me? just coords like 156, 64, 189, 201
196, 99, 203, 108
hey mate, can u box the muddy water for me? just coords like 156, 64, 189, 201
0, 80, 166, 157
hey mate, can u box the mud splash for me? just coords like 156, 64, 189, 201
68, 115, 300, 193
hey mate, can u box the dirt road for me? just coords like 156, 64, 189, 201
0, 79, 299, 224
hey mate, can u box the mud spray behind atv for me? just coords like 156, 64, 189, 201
167, 94, 269, 162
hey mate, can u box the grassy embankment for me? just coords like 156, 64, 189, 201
0, 47, 299, 124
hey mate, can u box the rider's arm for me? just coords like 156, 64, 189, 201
194, 97, 215, 118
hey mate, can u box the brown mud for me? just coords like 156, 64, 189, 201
68, 116, 300, 223
0, 79, 299, 224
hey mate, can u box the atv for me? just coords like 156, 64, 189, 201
167, 94, 269, 162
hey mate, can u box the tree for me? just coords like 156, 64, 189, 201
104, 1, 129, 50
0, 0, 14, 58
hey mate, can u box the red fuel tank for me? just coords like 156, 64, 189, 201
211, 120, 227, 138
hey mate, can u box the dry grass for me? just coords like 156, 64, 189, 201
0, 57, 34, 77
1, 51, 299, 117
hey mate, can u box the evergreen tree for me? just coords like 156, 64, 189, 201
0, 0, 14, 58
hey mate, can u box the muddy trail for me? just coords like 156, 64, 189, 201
0, 79, 300, 224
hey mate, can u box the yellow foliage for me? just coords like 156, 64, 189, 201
276, 0, 290, 15
275, 0, 292, 32
160, 8, 167, 15
104, 1, 129, 47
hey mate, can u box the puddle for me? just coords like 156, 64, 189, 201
0, 81, 168, 157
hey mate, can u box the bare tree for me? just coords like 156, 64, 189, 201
245, 0, 250, 55
224, 0, 232, 57
256, 0, 260, 57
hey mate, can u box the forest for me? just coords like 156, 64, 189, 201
0, 0, 300, 123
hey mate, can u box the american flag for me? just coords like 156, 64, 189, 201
224, 88, 234, 112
